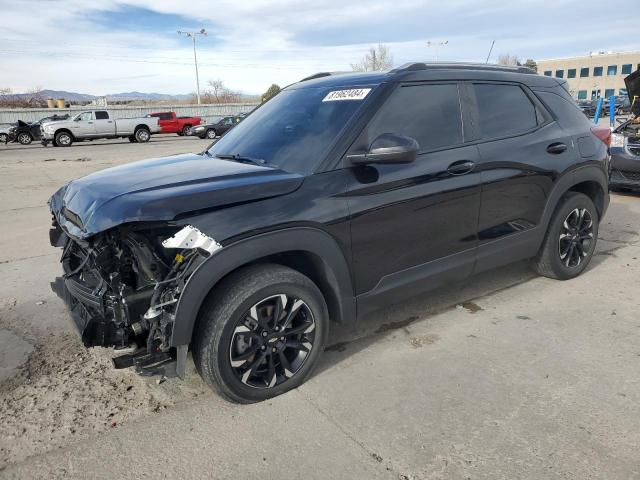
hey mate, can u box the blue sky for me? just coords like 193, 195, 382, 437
0, 0, 638, 95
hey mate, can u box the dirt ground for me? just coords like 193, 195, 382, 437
1, 135, 639, 479
0, 136, 215, 468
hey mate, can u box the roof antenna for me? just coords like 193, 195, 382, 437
485, 40, 495, 64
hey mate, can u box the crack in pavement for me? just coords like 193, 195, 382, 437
296, 389, 404, 478
0, 253, 58, 265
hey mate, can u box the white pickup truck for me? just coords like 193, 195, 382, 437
40, 110, 161, 147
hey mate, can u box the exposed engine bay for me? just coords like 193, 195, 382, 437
50, 220, 220, 378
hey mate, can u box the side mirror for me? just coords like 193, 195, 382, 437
74, 117, 81, 122
347, 133, 419, 165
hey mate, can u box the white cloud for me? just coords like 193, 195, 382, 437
0, 0, 637, 95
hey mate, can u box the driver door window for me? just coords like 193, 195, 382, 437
78, 112, 93, 122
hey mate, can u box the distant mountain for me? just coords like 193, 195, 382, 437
36, 90, 95, 102
7, 89, 192, 102
105, 91, 192, 101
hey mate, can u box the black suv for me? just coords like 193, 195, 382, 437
49, 63, 610, 403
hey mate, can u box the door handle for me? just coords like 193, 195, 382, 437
447, 160, 475, 176
87, 121, 93, 124
107, 120, 113, 123
546, 142, 567, 154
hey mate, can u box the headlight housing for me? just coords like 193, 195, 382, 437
194, 126, 205, 132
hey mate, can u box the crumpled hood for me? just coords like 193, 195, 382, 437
625, 69, 640, 115
49, 153, 304, 239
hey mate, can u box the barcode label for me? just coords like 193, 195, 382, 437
322, 88, 372, 102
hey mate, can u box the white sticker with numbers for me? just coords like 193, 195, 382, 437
322, 88, 371, 102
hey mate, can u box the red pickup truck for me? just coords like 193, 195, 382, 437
147, 111, 202, 136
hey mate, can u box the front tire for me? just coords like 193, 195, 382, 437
206, 128, 217, 139
182, 125, 192, 136
193, 264, 329, 403
0, 133, 8, 143
532, 192, 599, 280
54, 131, 73, 147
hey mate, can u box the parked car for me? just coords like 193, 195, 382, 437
146, 111, 202, 136
189, 115, 243, 139
603, 96, 632, 116
40, 110, 161, 147
609, 70, 640, 191
0, 114, 70, 145
577, 100, 596, 117
48, 63, 609, 403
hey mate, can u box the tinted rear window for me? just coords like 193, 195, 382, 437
366, 83, 463, 152
473, 84, 537, 139
95, 111, 109, 120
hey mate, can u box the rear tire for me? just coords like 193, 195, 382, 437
134, 127, 150, 143
54, 131, 73, 147
193, 264, 329, 403
532, 192, 599, 280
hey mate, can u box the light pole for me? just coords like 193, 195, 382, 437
178, 28, 207, 104
427, 40, 448, 62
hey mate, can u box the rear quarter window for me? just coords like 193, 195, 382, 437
534, 91, 592, 130
473, 83, 538, 139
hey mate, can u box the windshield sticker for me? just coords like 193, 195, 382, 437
322, 88, 372, 102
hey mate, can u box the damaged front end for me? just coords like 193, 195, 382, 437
50, 219, 219, 378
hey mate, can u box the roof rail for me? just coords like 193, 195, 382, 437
390, 62, 536, 75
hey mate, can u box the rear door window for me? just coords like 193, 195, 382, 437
366, 83, 463, 152
473, 84, 538, 139
95, 111, 109, 120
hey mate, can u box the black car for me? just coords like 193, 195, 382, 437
2, 114, 70, 145
609, 70, 640, 191
48, 63, 609, 403
190, 115, 243, 139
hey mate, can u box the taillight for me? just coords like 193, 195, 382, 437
590, 126, 611, 147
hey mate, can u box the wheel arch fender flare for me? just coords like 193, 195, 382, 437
55, 128, 74, 140
170, 227, 356, 347
540, 165, 609, 229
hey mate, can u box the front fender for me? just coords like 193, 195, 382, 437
170, 227, 356, 347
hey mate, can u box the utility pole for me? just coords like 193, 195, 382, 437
178, 28, 207, 104
485, 40, 495, 64
427, 40, 448, 62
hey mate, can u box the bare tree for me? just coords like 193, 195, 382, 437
351, 44, 394, 72
0, 86, 47, 108
198, 79, 242, 104
497, 53, 521, 66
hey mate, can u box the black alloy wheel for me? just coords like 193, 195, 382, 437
193, 264, 328, 403
229, 294, 316, 388
558, 208, 594, 268
533, 191, 599, 280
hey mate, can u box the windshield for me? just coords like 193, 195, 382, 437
207, 86, 374, 174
